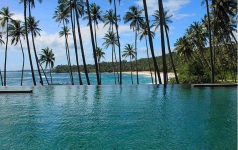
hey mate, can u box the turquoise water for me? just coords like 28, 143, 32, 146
0, 85, 236, 149
3, 71, 154, 86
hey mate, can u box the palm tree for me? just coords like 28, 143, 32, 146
20, 0, 37, 85
0, 33, 4, 86
201, 0, 214, 83
95, 47, 105, 83
142, 0, 162, 84
157, 0, 168, 85
59, 26, 74, 85
83, 3, 104, 48
122, 44, 136, 84
8, 20, 25, 86
103, 30, 119, 84
108, 0, 123, 84
58, 0, 90, 85
85, 0, 100, 85
123, 5, 144, 84
39, 47, 55, 84
0, 7, 14, 86
152, 10, 179, 84
26, 16, 44, 85
174, 36, 194, 62
138, 21, 154, 84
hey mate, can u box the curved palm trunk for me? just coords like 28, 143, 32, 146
112, 46, 116, 84
24, 0, 36, 86
113, 0, 122, 84
134, 27, 139, 84
0, 69, 3, 86
49, 64, 52, 84
158, 0, 167, 85
113, 44, 119, 84
145, 37, 154, 84
65, 38, 74, 85
3, 20, 9, 86
70, 4, 83, 85
86, 0, 100, 85
164, 27, 179, 84
130, 55, 133, 84
205, 0, 214, 83
39, 63, 49, 85
94, 21, 98, 49
31, 32, 43, 85
142, 0, 162, 84
74, 2, 90, 85
19, 38, 25, 86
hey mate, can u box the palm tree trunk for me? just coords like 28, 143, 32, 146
94, 21, 98, 49
31, 32, 43, 85
145, 37, 154, 84
113, 0, 122, 84
65, 38, 74, 85
164, 27, 179, 84
113, 44, 119, 84
19, 38, 24, 86
135, 26, 139, 84
112, 45, 116, 84
39, 63, 49, 85
50, 64, 52, 84
205, 0, 214, 83
74, 1, 90, 85
3, 20, 9, 86
24, 0, 36, 86
0, 69, 3, 86
142, 0, 162, 84
86, 0, 100, 85
70, 5, 83, 85
130, 55, 133, 84
158, 0, 167, 86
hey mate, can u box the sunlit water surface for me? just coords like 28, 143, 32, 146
0, 85, 236, 149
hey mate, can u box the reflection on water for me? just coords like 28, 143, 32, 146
0, 85, 236, 149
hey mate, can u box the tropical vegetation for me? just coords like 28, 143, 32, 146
0, 0, 237, 86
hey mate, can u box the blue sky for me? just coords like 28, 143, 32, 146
0, 0, 207, 70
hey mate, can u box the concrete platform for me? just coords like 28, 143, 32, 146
192, 84, 237, 87
0, 90, 33, 93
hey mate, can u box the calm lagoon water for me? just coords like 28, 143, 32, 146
4, 71, 155, 86
0, 84, 237, 149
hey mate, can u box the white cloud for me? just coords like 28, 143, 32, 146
135, 0, 194, 19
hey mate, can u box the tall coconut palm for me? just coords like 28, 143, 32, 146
20, 0, 36, 85
122, 44, 136, 84
157, 0, 167, 85
85, 0, 100, 85
58, 0, 90, 85
138, 21, 154, 84
83, 3, 104, 48
142, 0, 162, 84
59, 26, 74, 85
201, 0, 214, 83
95, 47, 105, 83
0, 33, 4, 86
8, 20, 25, 86
123, 5, 144, 84
103, 30, 119, 84
152, 10, 179, 84
108, 0, 122, 84
0, 7, 14, 86
26, 16, 44, 85
39, 47, 55, 84
174, 36, 194, 62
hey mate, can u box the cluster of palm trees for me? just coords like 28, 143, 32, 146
174, 0, 237, 82
52, 0, 179, 86
0, 0, 236, 86
0, 1, 55, 86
